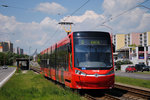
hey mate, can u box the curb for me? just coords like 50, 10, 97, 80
0, 68, 16, 88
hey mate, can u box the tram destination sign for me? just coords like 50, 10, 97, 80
79, 39, 107, 45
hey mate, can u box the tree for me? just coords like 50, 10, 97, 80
128, 44, 137, 51
0, 51, 29, 66
0, 52, 5, 65
116, 60, 133, 70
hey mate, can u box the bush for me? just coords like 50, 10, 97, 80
116, 60, 133, 70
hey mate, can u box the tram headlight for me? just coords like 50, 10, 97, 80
106, 70, 114, 75
75, 70, 86, 76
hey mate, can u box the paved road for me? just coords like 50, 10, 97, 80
115, 71, 150, 80
0, 67, 16, 87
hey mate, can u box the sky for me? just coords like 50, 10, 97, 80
0, 0, 150, 54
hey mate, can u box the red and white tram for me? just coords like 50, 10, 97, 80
40, 31, 115, 89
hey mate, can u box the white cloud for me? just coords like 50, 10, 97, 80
0, 14, 17, 33
62, 10, 105, 23
101, 0, 150, 33
60, 0, 150, 33
36, 2, 67, 15
0, 13, 65, 53
61, 10, 106, 31
102, 0, 145, 15
0, 0, 150, 53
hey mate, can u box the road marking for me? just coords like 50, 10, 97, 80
0, 68, 16, 88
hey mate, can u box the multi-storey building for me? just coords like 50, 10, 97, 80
125, 33, 141, 46
0, 41, 13, 52
113, 34, 125, 51
17, 47, 24, 55
113, 32, 150, 65
0, 46, 2, 52
113, 32, 150, 51
140, 32, 150, 46
6, 41, 13, 52
148, 46, 150, 66
129, 46, 148, 65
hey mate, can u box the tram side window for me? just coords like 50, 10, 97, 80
43, 54, 46, 68
47, 51, 51, 68
46, 51, 49, 68
44, 54, 46, 68
39, 55, 42, 67
57, 44, 69, 71
57, 46, 64, 70
65, 44, 69, 69
41, 54, 44, 68
50, 50, 55, 68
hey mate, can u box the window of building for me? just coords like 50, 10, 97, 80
139, 47, 144, 51
139, 53, 144, 59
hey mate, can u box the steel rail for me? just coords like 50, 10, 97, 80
30, 66, 40, 73
30, 67, 150, 100
114, 83, 150, 100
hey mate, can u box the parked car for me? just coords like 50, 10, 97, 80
147, 66, 150, 71
2, 65, 8, 69
125, 66, 136, 72
135, 64, 149, 72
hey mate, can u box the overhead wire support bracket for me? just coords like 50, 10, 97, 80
58, 22, 73, 35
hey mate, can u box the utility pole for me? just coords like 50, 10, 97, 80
29, 46, 31, 70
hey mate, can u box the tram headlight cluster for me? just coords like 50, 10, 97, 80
106, 69, 114, 75
75, 70, 86, 76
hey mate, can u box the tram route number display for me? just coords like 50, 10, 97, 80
79, 39, 107, 45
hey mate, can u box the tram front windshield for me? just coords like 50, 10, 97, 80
74, 37, 112, 69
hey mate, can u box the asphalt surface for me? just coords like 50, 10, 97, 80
115, 70, 150, 80
0, 67, 16, 83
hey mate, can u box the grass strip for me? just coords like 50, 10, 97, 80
115, 76, 150, 89
8, 66, 17, 67
0, 71, 84, 100
134, 71, 150, 75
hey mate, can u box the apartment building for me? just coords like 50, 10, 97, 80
17, 47, 24, 55
113, 34, 125, 51
140, 32, 150, 46
125, 33, 141, 46
113, 32, 150, 65
113, 32, 150, 51
0, 41, 13, 52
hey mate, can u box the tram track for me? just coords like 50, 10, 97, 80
114, 83, 150, 100
30, 66, 150, 100
30, 66, 41, 74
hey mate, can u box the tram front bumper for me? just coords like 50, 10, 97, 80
72, 74, 115, 89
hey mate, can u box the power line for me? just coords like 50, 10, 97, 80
139, 5, 150, 10
71, 0, 90, 16
63, 0, 90, 21
42, 0, 90, 49
94, 0, 150, 29
1, 1, 90, 52
41, 25, 61, 48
